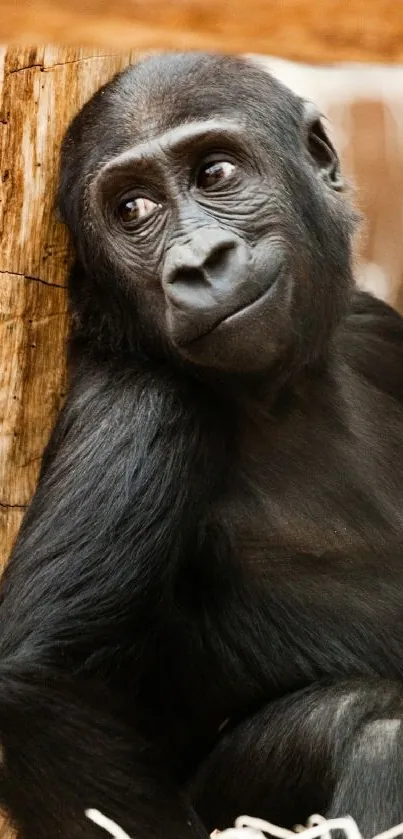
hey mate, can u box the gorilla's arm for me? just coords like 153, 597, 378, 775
0, 357, 213, 839
1, 357, 213, 657
190, 678, 403, 837
338, 291, 403, 401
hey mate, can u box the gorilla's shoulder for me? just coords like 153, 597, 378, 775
334, 289, 403, 400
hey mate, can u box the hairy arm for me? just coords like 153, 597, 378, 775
0, 357, 218, 839
1, 358, 215, 661
339, 290, 403, 401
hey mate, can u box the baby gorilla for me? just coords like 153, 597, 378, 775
2, 51, 403, 839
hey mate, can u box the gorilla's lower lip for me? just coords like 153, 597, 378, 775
178, 273, 280, 347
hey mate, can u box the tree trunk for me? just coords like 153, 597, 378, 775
0, 47, 139, 567
1, 0, 403, 63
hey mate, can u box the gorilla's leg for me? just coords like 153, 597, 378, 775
189, 680, 403, 836
0, 674, 207, 839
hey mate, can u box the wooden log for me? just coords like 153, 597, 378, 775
0, 47, 140, 567
1, 0, 403, 64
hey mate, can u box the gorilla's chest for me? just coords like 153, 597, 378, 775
214, 398, 403, 559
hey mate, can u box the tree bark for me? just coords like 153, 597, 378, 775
0, 47, 139, 567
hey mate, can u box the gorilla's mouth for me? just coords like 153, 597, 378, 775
177, 271, 281, 347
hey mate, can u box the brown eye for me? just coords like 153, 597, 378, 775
117, 196, 159, 225
196, 160, 236, 190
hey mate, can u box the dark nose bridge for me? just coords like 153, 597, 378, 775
163, 227, 236, 288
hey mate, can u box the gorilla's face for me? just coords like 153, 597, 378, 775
59, 53, 356, 373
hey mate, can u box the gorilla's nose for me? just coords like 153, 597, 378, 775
162, 230, 243, 311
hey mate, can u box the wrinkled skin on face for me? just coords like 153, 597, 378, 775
59, 53, 355, 373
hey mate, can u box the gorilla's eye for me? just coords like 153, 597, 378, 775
196, 160, 236, 190
117, 196, 159, 225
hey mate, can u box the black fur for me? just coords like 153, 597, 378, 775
2, 52, 403, 838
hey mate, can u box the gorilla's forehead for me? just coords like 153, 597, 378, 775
103, 52, 301, 147
62, 52, 304, 185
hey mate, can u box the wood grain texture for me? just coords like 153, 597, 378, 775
1, 0, 403, 63
0, 47, 138, 566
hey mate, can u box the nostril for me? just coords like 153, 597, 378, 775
204, 241, 236, 275
169, 267, 206, 288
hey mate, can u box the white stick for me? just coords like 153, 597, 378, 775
235, 816, 295, 839
234, 815, 362, 839
84, 808, 403, 839
372, 825, 403, 839
85, 808, 132, 839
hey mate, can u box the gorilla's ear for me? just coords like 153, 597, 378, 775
303, 101, 343, 191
